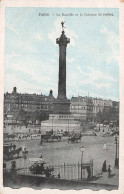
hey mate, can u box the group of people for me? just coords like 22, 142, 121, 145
102, 160, 112, 178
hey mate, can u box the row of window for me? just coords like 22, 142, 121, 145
50, 115, 73, 119
59, 115, 73, 119
5, 99, 51, 104
5, 104, 53, 110
71, 106, 93, 109
73, 113, 91, 115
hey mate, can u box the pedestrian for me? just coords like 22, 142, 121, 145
103, 143, 107, 150
58, 172, 60, 178
40, 155, 44, 163
11, 160, 16, 172
18, 135, 21, 141
10, 143, 13, 150
108, 165, 112, 178
51, 129, 53, 134
86, 166, 91, 180
107, 128, 110, 134
3, 162, 6, 171
40, 139, 43, 145
102, 160, 107, 172
45, 167, 51, 177
13, 143, 16, 151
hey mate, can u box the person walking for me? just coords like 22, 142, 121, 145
108, 165, 112, 178
13, 143, 16, 151
58, 173, 60, 178
108, 128, 110, 133
40, 155, 44, 163
103, 143, 107, 150
40, 139, 43, 145
86, 166, 91, 180
102, 160, 107, 172
11, 160, 16, 172
10, 143, 13, 151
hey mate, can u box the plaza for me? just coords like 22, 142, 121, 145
4, 124, 119, 188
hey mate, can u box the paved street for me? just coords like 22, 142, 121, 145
4, 124, 119, 187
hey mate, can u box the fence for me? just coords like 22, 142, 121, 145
4, 160, 93, 180
47, 160, 93, 180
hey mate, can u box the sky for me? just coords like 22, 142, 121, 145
5, 8, 119, 101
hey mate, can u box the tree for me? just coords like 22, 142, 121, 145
18, 108, 27, 125
96, 107, 119, 124
31, 110, 50, 123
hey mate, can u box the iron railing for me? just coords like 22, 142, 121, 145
4, 160, 93, 180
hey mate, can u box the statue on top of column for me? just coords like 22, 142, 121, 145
61, 21, 66, 30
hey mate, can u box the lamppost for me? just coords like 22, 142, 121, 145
80, 146, 85, 179
11, 116, 13, 130
68, 118, 69, 133
22, 148, 28, 169
115, 135, 119, 168
51, 115, 54, 132
40, 122, 42, 133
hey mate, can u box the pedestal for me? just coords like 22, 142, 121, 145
54, 98, 70, 114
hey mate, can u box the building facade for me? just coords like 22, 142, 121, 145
4, 87, 119, 124
4, 87, 56, 124
70, 96, 119, 121
70, 96, 94, 121
92, 98, 113, 117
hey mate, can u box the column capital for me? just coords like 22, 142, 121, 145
56, 31, 70, 46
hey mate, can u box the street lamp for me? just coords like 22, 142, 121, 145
115, 135, 119, 168
68, 119, 69, 133
22, 148, 28, 169
11, 116, 13, 130
80, 146, 85, 179
51, 115, 54, 132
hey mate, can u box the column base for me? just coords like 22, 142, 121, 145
53, 98, 70, 114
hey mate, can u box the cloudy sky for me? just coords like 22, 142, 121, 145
5, 8, 119, 101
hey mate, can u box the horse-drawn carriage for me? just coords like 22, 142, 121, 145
63, 131, 70, 136
29, 158, 54, 177
3, 144, 13, 160
68, 133, 82, 143
41, 130, 62, 142
4, 133, 17, 140
3, 143, 22, 160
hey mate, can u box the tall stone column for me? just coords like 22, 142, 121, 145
56, 30, 70, 99
54, 30, 70, 114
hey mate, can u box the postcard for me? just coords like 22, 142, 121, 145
0, 0, 124, 193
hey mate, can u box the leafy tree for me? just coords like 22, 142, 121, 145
18, 108, 27, 125
96, 107, 119, 124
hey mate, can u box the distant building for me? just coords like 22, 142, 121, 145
70, 96, 94, 121
92, 98, 113, 117
4, 87, 119, 124
4, 87, 56, 124
70, 96, 119, 121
